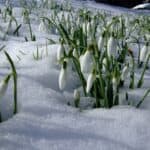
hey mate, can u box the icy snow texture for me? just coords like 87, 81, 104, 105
0, 0, 150, 150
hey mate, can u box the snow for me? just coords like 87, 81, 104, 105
0, 0, 150, 150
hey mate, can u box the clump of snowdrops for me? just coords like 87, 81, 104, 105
42, 7, 150, 109
0, 5, 21, 40
0, 52, 18, 122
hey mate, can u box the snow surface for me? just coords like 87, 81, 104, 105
0, 0, 150, 150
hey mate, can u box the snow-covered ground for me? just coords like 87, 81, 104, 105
0, 1, 150, 150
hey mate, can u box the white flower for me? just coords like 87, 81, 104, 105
80, 50, 93, 73
57, 44, 65, 61
140, 44, 148, 63
102, 58, 107, 72
73, 48, 78, 58
107, 36, 117, 58
82, 22, 86, 34
98, 35, 104, 51
112, 77, 117, 93
58, 64, 67, 90
74, 89, 80, 100
121, 65, 129, 81
86, 22, 91, 35
86, 73, 95, 93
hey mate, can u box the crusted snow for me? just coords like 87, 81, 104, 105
0, 0, 150, 150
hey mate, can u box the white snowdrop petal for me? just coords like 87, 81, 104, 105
59, 68, 67, 90
57, 44, 64, 61
140, 45, 148, 62
102, 58, 107, 72
87, 22, 91, 35
80, 51, 93, 73
86, 73, 95, 93
98, 36, 104, 51
107, 37, 117, 58
112, 77, 117, 92
73, 49, 78, 58
82, 23, 86, 34
121, 66, 129, 81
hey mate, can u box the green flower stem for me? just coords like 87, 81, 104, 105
93, 55, 105, 101
4, 51, 18, 114
137, 41, 141, 66
129, 55, 135, 89
137, 54, 150, 88
72, 56, 86, 96
136, 88, 150, 108
28, 19, 34, 41
94, 81, 100, 108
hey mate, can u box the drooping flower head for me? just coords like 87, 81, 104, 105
58, 60, 67, 90
107, 32, 117, 58
86, 69, 96, 93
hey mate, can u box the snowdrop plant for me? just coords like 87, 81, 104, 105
1, 6, 20, 40
5, 51, 18, 114
44, 6, 150, 108
22, 9, 36, 41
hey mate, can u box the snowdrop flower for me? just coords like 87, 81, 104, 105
140, 43, 148, 63
121, 65, 129, 81
86, 22, 91, 35
80, 49, 93, 73
102, 57, 107, 72
59, 61, 67, 90
82, 22, 86, 34
73, 48, 78, 58
112, 76, 117, 93
57, 43, 65, 61
0, 74, 11, 99
107, 34, 117, 58
98, 32, 105, 51
86, 71, 96, 93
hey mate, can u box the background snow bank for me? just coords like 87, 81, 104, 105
0, 0, 150, 150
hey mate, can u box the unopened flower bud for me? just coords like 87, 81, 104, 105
58, 61, 67, 90
86, 72, 95, 93
107, 34, 117, 58
121, 65, 129, 81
